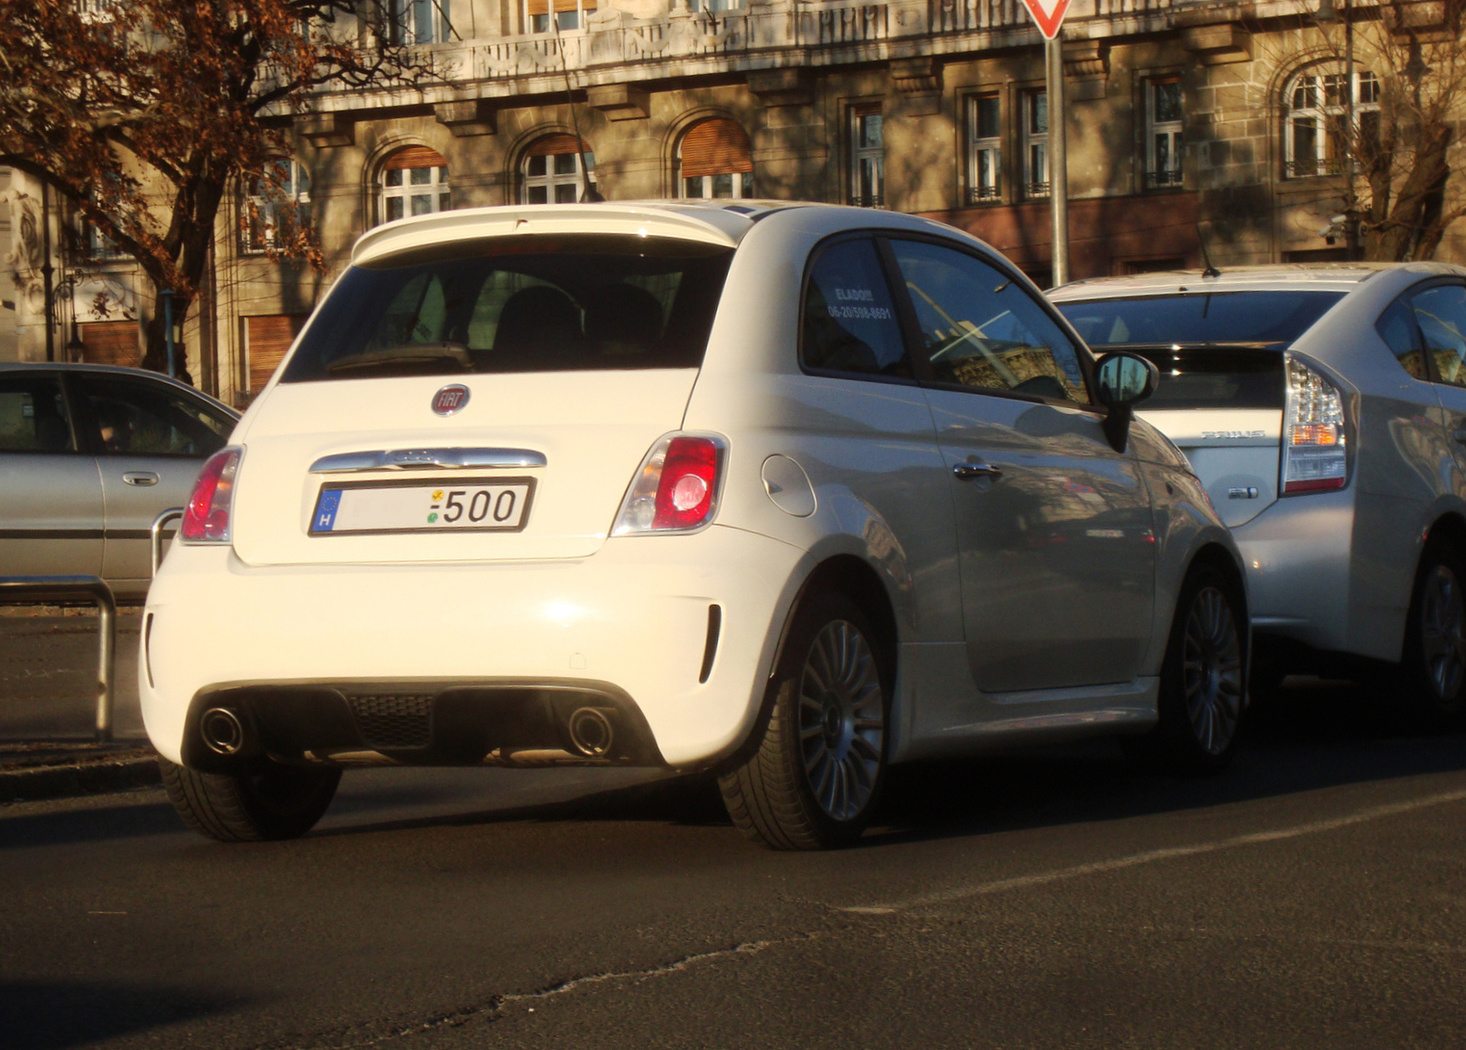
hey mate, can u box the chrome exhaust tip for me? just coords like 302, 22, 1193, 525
566, 707, 614, 757
199, 707, 246, 756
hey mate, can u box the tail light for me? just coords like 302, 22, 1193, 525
180, 447, 242, 543
612, 434, 727, 535
1281, 355, 1348, 494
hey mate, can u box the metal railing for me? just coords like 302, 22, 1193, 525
0, 508, 183, 743
0, 575, 117, 742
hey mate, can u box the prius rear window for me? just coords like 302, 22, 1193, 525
282, 234, 734, 381
1056, 291, 1344, 348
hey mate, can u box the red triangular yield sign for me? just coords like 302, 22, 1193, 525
1020, 0, 1071, 39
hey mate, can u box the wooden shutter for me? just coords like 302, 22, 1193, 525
383, 146, 448, 171
79, 321, 141, 368
679, 119, 753, 178
246, 314, 309, 392
527, 133, 586, 157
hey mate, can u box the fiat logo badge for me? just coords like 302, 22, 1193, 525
431, 384, 470, 416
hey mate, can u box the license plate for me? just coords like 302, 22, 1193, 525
309, 477, 535, 535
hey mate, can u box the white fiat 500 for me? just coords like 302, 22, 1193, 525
143, 202, 1248, 849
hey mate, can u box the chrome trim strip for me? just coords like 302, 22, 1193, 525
310, 448, 547, 473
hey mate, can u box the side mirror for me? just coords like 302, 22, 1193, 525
1095, 352, 1160, 453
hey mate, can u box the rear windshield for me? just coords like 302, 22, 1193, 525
282, 234, 735, 382
1056, 291, 1344, 348
1125, 347, 1285, 410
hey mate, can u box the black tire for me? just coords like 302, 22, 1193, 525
160, 757, 340, 842
718, 592, 889, 850
1401, 542, 1466, 729
1124, 566, 1246, 774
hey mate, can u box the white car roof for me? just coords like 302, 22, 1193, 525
351, 200, 809, 265
1048, 261, 1466, 301
349, 200, 977, 266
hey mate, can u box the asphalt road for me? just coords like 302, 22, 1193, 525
2, 679, 1464, 1050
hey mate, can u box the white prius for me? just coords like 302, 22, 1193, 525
142, 202, 1247, 849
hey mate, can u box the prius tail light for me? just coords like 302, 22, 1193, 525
613, 434, 728, 535
180, 447, 242, 543
1281, 354, 1348, 494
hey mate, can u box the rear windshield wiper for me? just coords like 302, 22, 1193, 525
324, 342, 474, 377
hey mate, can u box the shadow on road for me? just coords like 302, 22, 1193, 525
0, 979, 237, 1050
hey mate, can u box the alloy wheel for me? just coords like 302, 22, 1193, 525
796, 619, 885, 821
1181, 585, 1244, 756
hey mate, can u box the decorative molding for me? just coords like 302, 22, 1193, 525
1182, 23, 1252, 65
434, 100, 498, 137
299, 112, 354, 148
587, 84, 652, 121
748, 67, 813, 107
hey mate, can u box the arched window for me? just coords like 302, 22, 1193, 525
521, 134, 595, 204
678, 118, 753, 200
379, 146, 450, 225
1284, 64, 1380, 178
242, 157, 311, 253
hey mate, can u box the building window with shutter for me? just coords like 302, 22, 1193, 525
242, 158, 311, 253
1023, 89, 1049, 199
967, 93, 1002, 204
678, 119, 753, 200
522, 134, 595, 203
1145, 77, 1184, 189
379, 146, 450, 225
525, 0, 597, 33
848, 104, 884, 208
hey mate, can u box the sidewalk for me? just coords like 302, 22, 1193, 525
0, 607, 160, 803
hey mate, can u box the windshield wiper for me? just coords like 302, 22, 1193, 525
325, 342, 474, 377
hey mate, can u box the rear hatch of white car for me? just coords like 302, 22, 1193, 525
1054, 288, 1349, 527
229, 215, 740, 566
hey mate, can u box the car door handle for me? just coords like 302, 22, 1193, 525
1453, 429, 1466, 445
952, 461, 1003, 481
122, 471, 160, 487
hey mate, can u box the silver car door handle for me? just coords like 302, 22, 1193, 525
952, 461, 1003, 481
122, 471, 160, 487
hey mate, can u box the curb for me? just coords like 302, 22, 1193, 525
0, 746, 160, 803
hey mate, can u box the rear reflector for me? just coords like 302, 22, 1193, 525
1281, 355, 1347, 494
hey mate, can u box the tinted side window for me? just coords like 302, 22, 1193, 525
1408, 284, 1466, 387
889, 239, 1086, 402
800, 238, 911, 378
73, 375, 232, 458
1375, 298, 1426, 379
0, 374, 75, 453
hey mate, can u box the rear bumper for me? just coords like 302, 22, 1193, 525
1231, 485, 1407, 662
140, 526, 805, 770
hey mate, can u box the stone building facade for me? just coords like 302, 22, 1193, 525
4, 0, 1463, 403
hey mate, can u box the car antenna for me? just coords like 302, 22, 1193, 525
1197, 223, 1221, 278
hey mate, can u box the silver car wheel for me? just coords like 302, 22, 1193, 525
1181, 585, 1244, 756
1419, 563, 1466, 702
798, 619, 885, 822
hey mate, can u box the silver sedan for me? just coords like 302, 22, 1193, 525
0, 362, 237, 600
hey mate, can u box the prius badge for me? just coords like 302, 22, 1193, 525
432, 384, 470, 416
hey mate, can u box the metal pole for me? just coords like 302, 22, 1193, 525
41, 182, 55, 362
1345, 0, 1358, 260
1046, 34, 1070, 287
162, 288, 175, 378
0, 575, 117, 742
